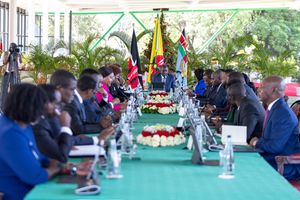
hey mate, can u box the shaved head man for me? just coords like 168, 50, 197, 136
258, 76, 285, 106
250, 76, 300, 180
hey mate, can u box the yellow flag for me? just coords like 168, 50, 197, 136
147, 16, 164, 83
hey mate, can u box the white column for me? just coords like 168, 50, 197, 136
54, 12, 60, 43
64, 11, 69, 45
42, 5, 48, 47
9, 0, 17, 44
27, 0, 35, 46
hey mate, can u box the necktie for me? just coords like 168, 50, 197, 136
262, 109, 269, 131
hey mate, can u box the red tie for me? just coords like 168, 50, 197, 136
263, 109, 269, 131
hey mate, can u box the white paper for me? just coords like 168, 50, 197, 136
69, 145, 105, 157
179, 100, 183, 108
137, 107, 142, 116
187, 135, 193, 150
221, 125, 247, 145
179, 107, 186, 116
177, 117, 185, 128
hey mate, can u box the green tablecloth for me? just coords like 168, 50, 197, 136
26, 114, 300, 200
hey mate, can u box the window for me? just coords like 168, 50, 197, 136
17, 7, 27, 52
0, 1, 9, 51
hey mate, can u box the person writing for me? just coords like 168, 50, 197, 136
0, 83, 61, 200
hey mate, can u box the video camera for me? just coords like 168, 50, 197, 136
9, 45, 22, 54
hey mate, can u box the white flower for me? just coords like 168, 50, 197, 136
152, 135, 160, 147
160, 136, 167, 146
136, 134, 144, 144
158, 107, 171, 114
174, 135, 182, 145
167, 136, 174, 146
179, 133, 186, 143
144, 136, 152, 146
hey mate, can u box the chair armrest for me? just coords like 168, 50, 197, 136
275, 153, 300, 175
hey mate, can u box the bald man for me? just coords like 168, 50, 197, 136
250, 76, 300, 180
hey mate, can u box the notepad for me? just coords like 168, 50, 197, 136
69, 145, 105, 157
221, 125, 247, 145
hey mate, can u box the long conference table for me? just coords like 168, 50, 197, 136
26, 114, 300, 200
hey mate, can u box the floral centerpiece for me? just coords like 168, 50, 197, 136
136, 124, 185, 147
141, 100, 177, 114
149, 91, 169, 101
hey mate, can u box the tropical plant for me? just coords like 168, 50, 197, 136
210, 35, 255, 70
70, 34, 127, 76
26, 45, 57, 84
251, 45, 298, 78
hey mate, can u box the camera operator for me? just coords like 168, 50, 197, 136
1, 42, 22, 109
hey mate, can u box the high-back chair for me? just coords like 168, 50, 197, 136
275, 154, 300, 191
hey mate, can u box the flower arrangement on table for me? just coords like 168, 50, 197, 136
136, 124, 185, 147
141, 100, 177, 114
149, 91, 169, 101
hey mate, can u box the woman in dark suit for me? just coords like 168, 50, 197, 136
0, 83, 61, 200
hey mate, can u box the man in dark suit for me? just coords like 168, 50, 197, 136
227, 83, 265, 143
250, 76, 300, 180
151, 66, 175, 92
79, 68, 117, 124
208, 70, 227, 108
64, 76, 105, 135
227, 72, 258, 101
33, 84, 113, 163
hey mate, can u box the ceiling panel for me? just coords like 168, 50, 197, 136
16, 0, 298, 12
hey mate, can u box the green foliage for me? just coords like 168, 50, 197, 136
70, 35, 125, 76
26, 45, 57, 83
250, 41, 298, 78
250, 10, 300, 59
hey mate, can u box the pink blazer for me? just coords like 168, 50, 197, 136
95, 83, 120, 111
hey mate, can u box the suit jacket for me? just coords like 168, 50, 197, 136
110, 82, 129, 102
64, 95, 101, 135
32, 116, 94, 163
234, 97, 265, 142
256, 98, 300, 180
244, 84, 258, 101
208, 83, 227, 108
32, 117, 74, 163
83, 97, 105, 123
151, 73, 175, 92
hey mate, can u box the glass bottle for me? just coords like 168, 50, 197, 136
219, 135, 235, 179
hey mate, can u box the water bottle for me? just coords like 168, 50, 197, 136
219, 135, 235, 179
106, 138, 123, 179
195, 125, 204, 159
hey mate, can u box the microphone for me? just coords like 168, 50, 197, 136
75, 144, 102, 195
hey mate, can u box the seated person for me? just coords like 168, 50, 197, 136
33, 84, 114, 163
151, 65, 175, 92
203, 70, 227, 117
228, 72, 258, 100
250, 76, 300, 180
80, 68, 121, 123
0, 84, 61, 199
64, 76, 109, 135
291, 100, 300, 135
193, 68, 206, 96
108, 64, 129, 102
223, 83, 265, 143
96, 66, 126, 111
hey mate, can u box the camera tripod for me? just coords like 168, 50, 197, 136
0, 53, 20, 110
